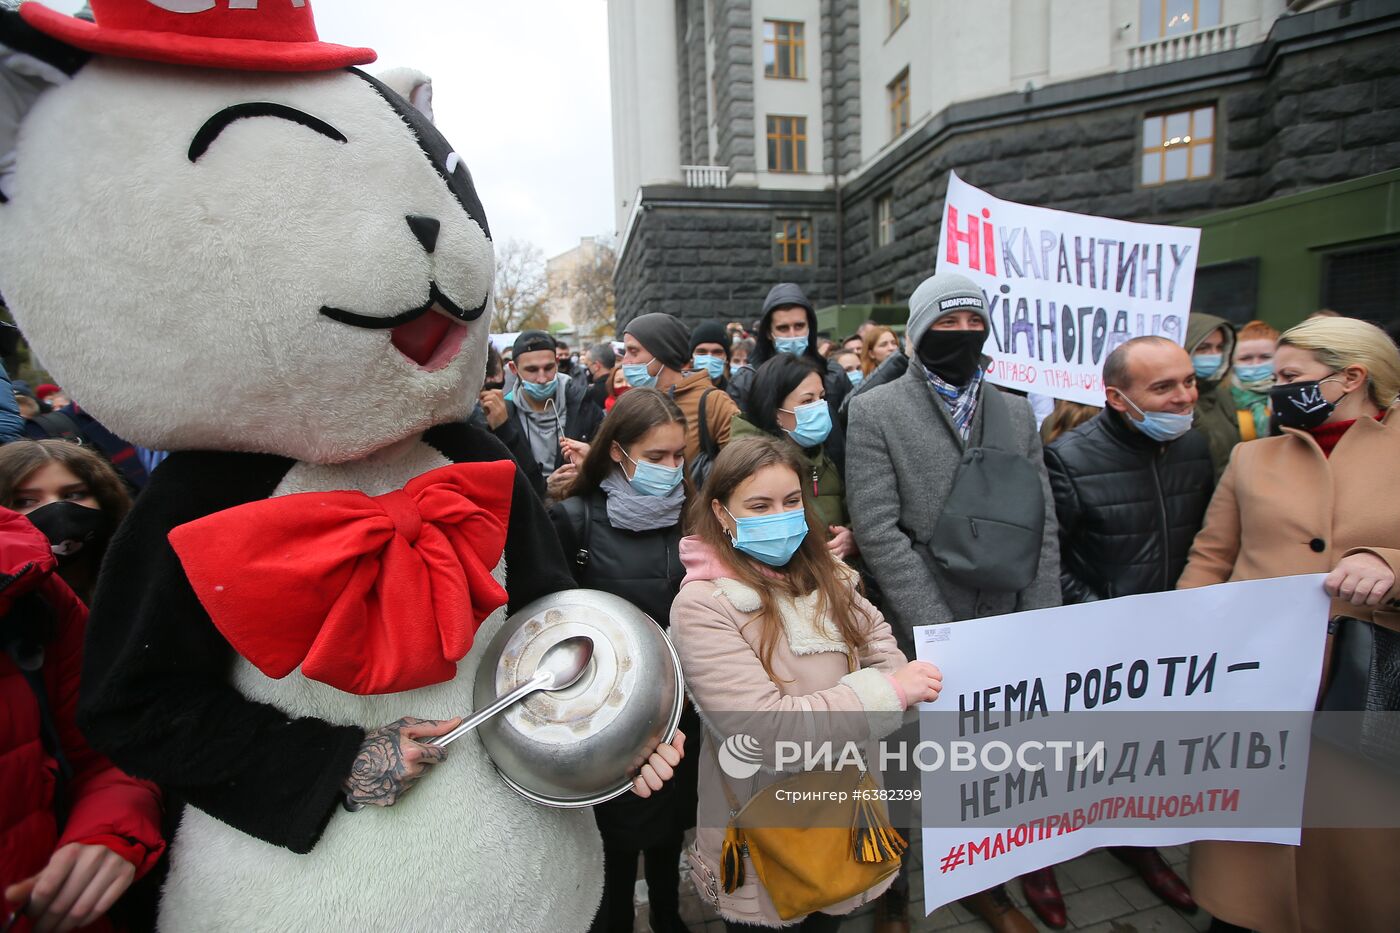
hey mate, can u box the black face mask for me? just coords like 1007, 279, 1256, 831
916, 329, 988, 386
482, 379, 505, 393
556, 358, 573, 375
24, 501, 110, 563
1268, 376, 1342, 432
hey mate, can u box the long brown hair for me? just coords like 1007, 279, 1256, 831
566, 387, 688, 499
0, 439, 132, 523
1039, 400, 1101, 445
687, 435, 871, 680
860, 326, 897, 377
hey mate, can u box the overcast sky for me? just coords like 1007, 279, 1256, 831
44, 0, 615, 259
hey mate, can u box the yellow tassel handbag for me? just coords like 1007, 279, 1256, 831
709, 742, 907, 921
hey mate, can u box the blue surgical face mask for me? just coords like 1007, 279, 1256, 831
623, 360, 657, 388
1235, 362, 1274, 391
1192, 354, 1224, 381
723, 505, 808, 567
520, 375, 559, 402
693, 353, 726, 381
774, 335, 809, 356
619, 447, 684, 497
780, 399, 832, 448
846, 370, 864, 388
1115, 390, 1194, 443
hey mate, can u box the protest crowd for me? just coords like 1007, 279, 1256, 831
7, 275, 1398, 932
1, 3, 1398, 933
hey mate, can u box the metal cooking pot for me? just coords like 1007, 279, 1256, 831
472, 588, 684, 808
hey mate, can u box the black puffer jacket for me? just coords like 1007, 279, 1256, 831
546, 488, 698, 853
548, 490, 683, 626
1043, 409, 1214, 604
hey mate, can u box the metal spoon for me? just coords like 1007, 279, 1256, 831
429, 635, 594, 748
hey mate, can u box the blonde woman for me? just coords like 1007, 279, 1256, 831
1179, 316, 1400, 933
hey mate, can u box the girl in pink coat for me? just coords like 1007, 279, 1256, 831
670, 436, 942, 931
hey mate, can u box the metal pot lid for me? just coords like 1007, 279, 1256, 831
473, 589, 684, 808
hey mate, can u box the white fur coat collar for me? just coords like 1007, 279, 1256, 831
711, 577, 852, 659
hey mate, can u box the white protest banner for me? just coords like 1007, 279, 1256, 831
934, 171, 1201, 406
914, 575, 1329, 913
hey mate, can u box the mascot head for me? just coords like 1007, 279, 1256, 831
0, 0, 494, 463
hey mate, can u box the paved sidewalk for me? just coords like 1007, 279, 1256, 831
635, 838, 1210, 933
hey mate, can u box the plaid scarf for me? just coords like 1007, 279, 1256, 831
924, 365, 983, 442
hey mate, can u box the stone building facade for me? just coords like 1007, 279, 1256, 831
608, 0, 1400, 331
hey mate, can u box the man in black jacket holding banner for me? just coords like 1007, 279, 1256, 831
1035, 336, 1212, 927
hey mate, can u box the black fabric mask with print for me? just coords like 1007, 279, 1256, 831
1268, 376, 1340, 432
916, 329, 987, 387
24, 501, 110, 563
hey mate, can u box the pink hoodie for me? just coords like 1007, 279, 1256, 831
678, 534, 740, 587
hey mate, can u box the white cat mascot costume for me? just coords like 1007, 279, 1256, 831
0, 2, 659, 929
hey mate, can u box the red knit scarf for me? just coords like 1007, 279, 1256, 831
1307, 413, 1383, 457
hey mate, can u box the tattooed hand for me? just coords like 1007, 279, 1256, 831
342, 716, 461, 810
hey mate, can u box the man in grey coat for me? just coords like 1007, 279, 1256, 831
847, 271, 1059, 933
848, 271, 1061, 640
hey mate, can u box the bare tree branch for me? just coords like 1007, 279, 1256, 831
565, 239, 618, 334
491, 238, 549, 332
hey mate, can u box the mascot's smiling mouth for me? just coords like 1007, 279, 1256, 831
320, 284, 486, 371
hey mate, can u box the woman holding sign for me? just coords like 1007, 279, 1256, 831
1179, 316, 1400, 933
671, 436, 941, 931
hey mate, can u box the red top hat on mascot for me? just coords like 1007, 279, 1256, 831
19, 0, 376, 72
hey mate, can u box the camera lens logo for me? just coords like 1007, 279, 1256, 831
717, 733, 763, 780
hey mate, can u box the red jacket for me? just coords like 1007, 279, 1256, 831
0, 509, 164, 927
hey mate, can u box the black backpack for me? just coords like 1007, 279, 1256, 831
687, 388, 720, 491
928, 388, 1045, 593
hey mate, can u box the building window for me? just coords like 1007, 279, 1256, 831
766, 115, 808, 173
887, 69, 910, 140
874, 288, 896, 304
774, 219, 813, 266
875, 195, 895, 247
1140, 0, 1222, 41
1141, 105, 1214, 186
763, 20, 805, 79
1192, 258, 1260, 326
888, 0, 909, 36
1321, 242, 1400, 326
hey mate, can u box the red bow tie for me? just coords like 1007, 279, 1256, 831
169, 461, 515, 696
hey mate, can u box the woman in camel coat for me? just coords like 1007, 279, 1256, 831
1177, 316, 1400, 933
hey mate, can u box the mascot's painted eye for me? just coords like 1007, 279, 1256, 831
189, 102, 347, 163
445, 152, 460, 174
